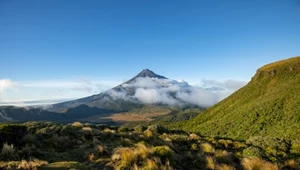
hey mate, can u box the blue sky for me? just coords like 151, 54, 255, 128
1, 0, 300, 103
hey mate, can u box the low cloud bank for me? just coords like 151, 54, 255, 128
107, 77, 247, 107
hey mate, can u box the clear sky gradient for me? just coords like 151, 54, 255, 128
1, 0, 300, 103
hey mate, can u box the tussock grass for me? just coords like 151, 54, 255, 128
216, 164, 236, 170
17, 159, 48, 170
0, 121, 298, 170
189, 133, 201, 140
72, 121, 83, 128
242, 157, 278, 170
144, 130, 153, 138
215, 150, 234, 165
112, 147, 137, 168
82, 126, 93, 133
206, 156, 216, 169
1, 143, 15, 158
283, 159, 300, 170
201, 143, 215, 154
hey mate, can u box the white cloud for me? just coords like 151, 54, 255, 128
0, 79, 18, 93
0, 78, 121, 104
224, 79, 247, 90
107, 77, 247, 108
198, 79, 247, 90
134, 88, 179, 105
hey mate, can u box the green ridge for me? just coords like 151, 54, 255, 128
182, 56, 300, 140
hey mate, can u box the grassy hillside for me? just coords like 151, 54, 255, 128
182, 56, 300, 141
1, 122, 299, 169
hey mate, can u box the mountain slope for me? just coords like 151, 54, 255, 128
50, 69, 168, 112
183, 56, 300, 140
50, 69, 201, 113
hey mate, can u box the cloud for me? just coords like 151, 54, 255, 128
134, 88, 179, 105
0, 77, 247, 108
107, 77, 247, 108
199, 79, 247, 90
0, 78, 122, 104
176, 88, 219, 107
224, 80, 247, 90
0, 79, 18, 93
71, 86, 93, 93
71, 77, 93, 93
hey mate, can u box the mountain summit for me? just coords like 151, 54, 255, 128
135, 69, 167, 79
125, 69, 167, 84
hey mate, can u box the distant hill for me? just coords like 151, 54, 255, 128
182, 56, 300, 140
0, 104, 113, 123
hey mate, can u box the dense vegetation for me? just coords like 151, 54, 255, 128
179, 56, 300, 141
1, 122, 299, 170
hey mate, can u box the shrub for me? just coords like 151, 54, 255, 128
191, 143, 198, 151
22, 134, 36, 145
144, 130, 153, 138
60, 125, 81, 137
246, 136, 289, 152
146, 125, 168, 134
134, 125, 146, 133
215, 150, 234, 165
118, 127, 129, 132
51, 135, 73, 152
243, 146, 264, 158
121, 138, 132, 147
1, 143, 16, 160
291, 140, 300, 155
18, 145, 44, 159
168, 134, 188, 141
201, 143, 215, 154
152, 146, 173, 164
159, 133, 172, 141
0, 124, 27, 146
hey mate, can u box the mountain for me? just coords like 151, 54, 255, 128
0, 69, 234, 123
182, 56, 300, 140
1, 69, 208, 123
50, 69, 199, 113
0, 105, 113, 123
